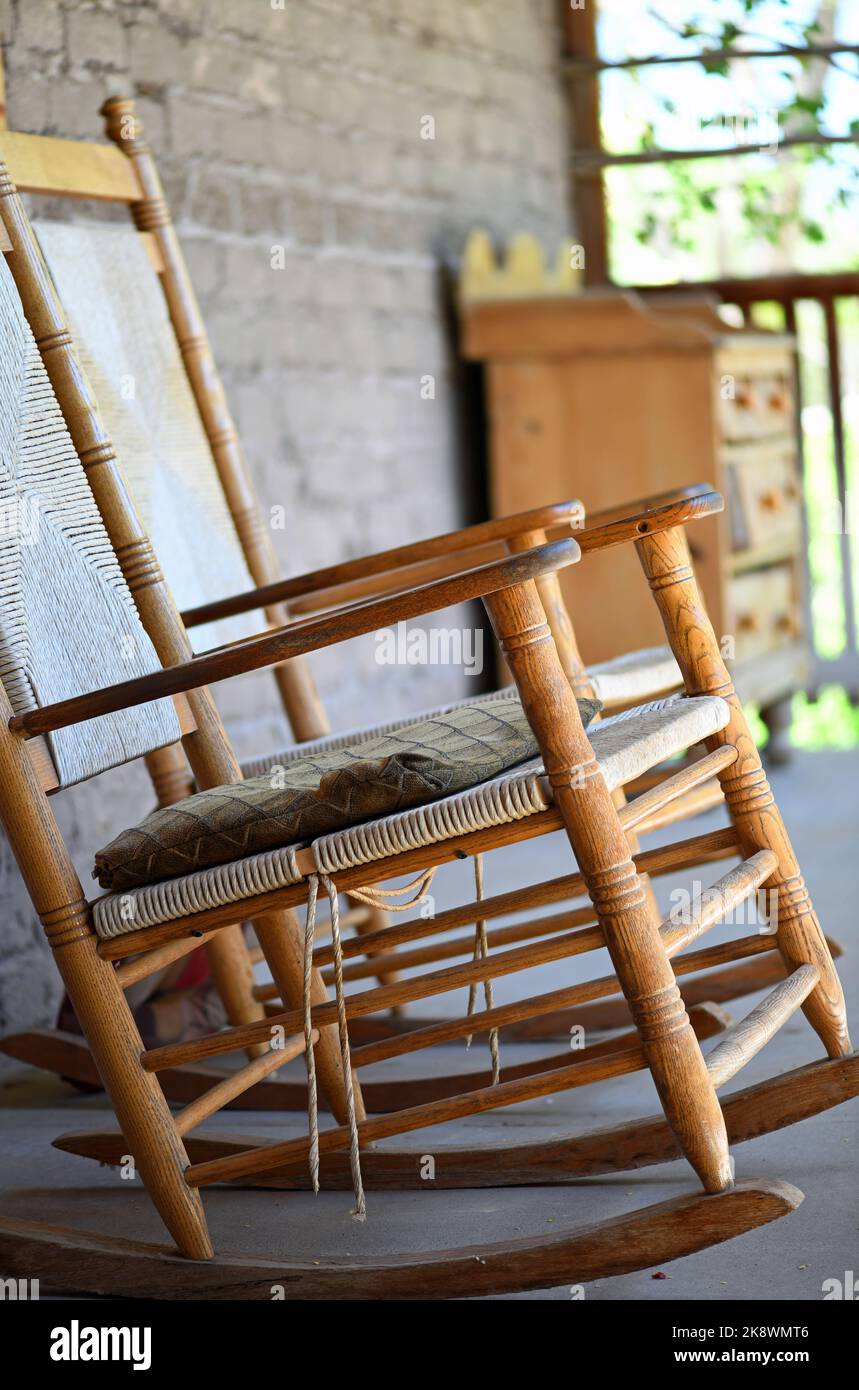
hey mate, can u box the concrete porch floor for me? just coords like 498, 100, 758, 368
1, 749, 857, 1301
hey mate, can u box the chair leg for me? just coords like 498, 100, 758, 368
485, 580, 734, 1194
50, 918, 213, 1260
513, 533, 665, 926
145, 744, 269, 1057
637, 526, 851, 1061
0, 689, 211, 1260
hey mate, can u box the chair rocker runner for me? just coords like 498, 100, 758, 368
0, 101, 809, 1110
0, 175, 845, 1295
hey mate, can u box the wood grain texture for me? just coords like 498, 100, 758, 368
0, 1181, 802, 1299
181, 502, 585, 629
53, 1054, 859, 1189
0, 129, 141, 201
8, 540, 581, 737
637, 523, 851, 1059
101, 96, 330, 744
705, 964, 819, 1089
0, 1000, 726, 1115
0, 687, 212, 1259
0, 159, 357, 1152
485, 575, 733, 1194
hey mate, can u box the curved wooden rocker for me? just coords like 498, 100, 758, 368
0, 98, 791, 1105
0, 1179, 800, 1300
54, 1054, 859, 1190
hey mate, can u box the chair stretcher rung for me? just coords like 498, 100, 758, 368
307, 825, 738, 973
620, 744, 735, 833
185, 1045, 646, 1188
115, 932, 210, 989
320, 903, 601, 988
705, 964, 820, 1090
173, 1031, 313, 1137
346, 933, 778, 1069
633, 776, 725, 836
662, 850, 778, 957
143, 925, 777, 1075
320, 847, 775, 988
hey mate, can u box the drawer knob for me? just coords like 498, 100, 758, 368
759, 489, 783, 512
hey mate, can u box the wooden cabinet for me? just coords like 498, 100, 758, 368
461, 290, 810, 726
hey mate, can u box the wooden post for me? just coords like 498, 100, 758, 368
0, 686, 212, 1259
507, 528, 593, 697
562, 2, 609, 286
484, 578, 733, 1193
636, 524, 851, 1059
507, 526, 661, 919
101, 95, 395, 999
100, 96, 329, 744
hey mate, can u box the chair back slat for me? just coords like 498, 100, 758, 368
0, 130, 140, 202
0, 254, 181, 786
33, 220, 267, 651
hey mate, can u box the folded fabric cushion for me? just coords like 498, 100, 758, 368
94, 692, 601, 891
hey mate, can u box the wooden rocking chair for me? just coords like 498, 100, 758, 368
0, 100, 813, 1114
0, 167, 854, 1297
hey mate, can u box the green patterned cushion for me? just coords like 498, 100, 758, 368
94, 692, 600, 891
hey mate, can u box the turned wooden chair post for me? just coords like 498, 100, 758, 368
100, 95, 328, 746
100, 95, 390, 994
102, 93, 387, 988
506, 528, 594, 700
145, 744, 195, 807
484, 577, 734, 1194
636, 524, 851, 1060
0, 161, 362, 1122
507, 526, 661, 918
0, 686, 213, 1260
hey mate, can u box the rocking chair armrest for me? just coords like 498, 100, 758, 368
179, 501, 584, 629
9, 538, 581, 739
577, 488, 724, 555
585, 483, 715, 531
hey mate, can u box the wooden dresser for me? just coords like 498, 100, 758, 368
461, 289, 809, 743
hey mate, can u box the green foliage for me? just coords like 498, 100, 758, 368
621, 1, 858, 257
792, 688, 859, 749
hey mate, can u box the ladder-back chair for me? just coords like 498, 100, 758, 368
0, 180, 844, 1294
0, 101, 837, 1113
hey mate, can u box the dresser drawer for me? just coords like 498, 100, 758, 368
724, 439, 803, 556
729, 565, 799, 664
718, 367, 794, 442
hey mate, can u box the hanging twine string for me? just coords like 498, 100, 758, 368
302, 873, 367, 1221
302, 875, 321, 1195
465, 853, 501, 1084
347, 866, 437, 912
322, 873, 366, 1221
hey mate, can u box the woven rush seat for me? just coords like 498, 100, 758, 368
237, 648, 683, 779
93, 692, 730, 939
587, 645, 682, 705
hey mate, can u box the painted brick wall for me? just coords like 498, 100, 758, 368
0, 0, 572, 1031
